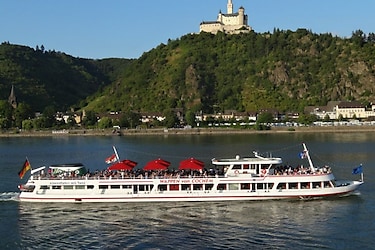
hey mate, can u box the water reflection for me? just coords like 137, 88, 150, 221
18, 197, 363, 249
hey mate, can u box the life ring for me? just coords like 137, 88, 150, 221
234, 170, 240, 175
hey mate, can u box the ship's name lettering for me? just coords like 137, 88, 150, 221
49, 181, 86, 185
159, 179, 213, 184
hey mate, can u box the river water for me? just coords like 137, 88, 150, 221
0, 132, 374, 249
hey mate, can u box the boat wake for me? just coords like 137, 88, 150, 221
0, 192, 19, 201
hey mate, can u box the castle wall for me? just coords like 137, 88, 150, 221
200, 1, 251, 34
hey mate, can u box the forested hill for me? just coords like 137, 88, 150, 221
85, 29, 375, 114
2, 29, 375, 115
0, 42, 132, 111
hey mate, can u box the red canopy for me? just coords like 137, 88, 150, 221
108, 159, 137, 171
143, 158, 171, 171
179, 158, 205, 170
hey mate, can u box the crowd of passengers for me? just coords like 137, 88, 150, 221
272, 165, 331, 175
45, 168, 225, 179
40, 164, 331, 179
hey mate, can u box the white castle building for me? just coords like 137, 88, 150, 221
200, 0, 252, 34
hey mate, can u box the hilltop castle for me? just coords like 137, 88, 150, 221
200, 0, 252, 34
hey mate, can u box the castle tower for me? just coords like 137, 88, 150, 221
227, 0, 233, 14
8, 85, 17, 109
238, 7, 245, 25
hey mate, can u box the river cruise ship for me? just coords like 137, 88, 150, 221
17, 144, 363, 202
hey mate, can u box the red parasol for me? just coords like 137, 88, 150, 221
143, 158, 171, 171
108, 159, 137, 171
179, 158, 205, 170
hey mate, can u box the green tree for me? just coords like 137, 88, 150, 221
14, 102, 33, 128
82, 110, 97, 127
119, 111, 141, 129
185, 110, 196, 127
42, 106, 56, 128
22, 119, 33, 130
163, 110, 179, 128
98, 117, 112, 129
0, 100, 13, 128
257, 112, 274, 124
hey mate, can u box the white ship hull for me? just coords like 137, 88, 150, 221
18, 175, 363, 203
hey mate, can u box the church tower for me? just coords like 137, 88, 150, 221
8, 85, 17, 109
227, 0, 233, 14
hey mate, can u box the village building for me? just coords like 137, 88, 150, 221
305, 101, 375, 120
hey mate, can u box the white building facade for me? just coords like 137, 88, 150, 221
200, 0, 252, 34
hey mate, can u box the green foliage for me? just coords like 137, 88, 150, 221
82, 110, 97, 127
84, 29, 375, 114
118, 111, 141, 129
3, 28, 375, 117
14, 102, 33, 128
256, 112, 275, 124
22, 119, 33, 130
0, 43, 131, 112
185, 110, 196, 127
98, 117, 112, 129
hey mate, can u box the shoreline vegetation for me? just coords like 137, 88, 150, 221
1, 125, 375, 137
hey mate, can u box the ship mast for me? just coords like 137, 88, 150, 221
303, 143, 315, 173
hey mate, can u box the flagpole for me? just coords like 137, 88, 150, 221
26, 156, 32, 170
113, 145, 120, 162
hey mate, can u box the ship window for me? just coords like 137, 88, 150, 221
205, 184, 214, 190
257, 183, 264, 190
99, 185, 109, 189
40, 185, 49, 190
250, 164, 256, 170
193, 184, 203, 190
75, 185, 85, 190
229, 183, 239, 190
241, 183, 251, 190
218, 184, 227, 190
312, 182, 321, 189
139, 185, 145, 191
64, 185, 73, 190
252, 183, 256, 191
243, 164, 250, 170
301, 182, 310, 189
87, 185, 94, 189
52, 186, 61, 189
158, 184, 167, 191
170, 184, 179, 191
267, 183, 274, 189
288, 183, 298, 189
232, 164, 241, 170
324, 181, 331, 188
182, 184, 190, 191
277, 183, 286, 189
122, 185, 132, 189
111, 185, 120, 189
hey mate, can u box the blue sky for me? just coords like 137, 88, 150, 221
1, 0, 374, 59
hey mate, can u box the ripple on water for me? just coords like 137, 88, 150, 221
15, 197, 368, 249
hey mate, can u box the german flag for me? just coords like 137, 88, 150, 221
18, 159, 31, 179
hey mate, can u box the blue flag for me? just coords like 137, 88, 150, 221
352, 165, 363, 175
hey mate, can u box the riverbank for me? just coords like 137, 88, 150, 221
1, 125, 375, 137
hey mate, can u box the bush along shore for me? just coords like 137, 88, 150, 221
1, 125, 375, 137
